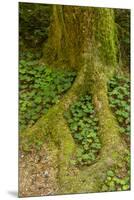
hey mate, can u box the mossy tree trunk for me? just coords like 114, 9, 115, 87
21, 5, 127, 194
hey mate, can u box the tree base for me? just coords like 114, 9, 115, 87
20, 67, 127, 194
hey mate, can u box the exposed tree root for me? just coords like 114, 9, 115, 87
57, 75, 127, 194
20, 66, 127, 194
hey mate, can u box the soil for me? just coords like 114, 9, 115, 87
19, 144, 59, 197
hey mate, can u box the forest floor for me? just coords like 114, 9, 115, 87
19, 50, 130, 196
19, 144, 58, 197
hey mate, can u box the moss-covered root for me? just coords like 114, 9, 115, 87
56, 76, 127, 194
20, 66, 86, 150
20, 67, 86, 185
20, 71, 126, 194
81, 90, 126, 192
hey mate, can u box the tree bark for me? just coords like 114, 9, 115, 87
20, 5, 127, 194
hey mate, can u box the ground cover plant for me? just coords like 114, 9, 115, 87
100, 74, 130, 192
101, 150, 130, 192
64, 95, 101, 166
19, 57, 76, 131
108, 75, 130, 143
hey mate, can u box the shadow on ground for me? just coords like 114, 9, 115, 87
8, 191, 18, 197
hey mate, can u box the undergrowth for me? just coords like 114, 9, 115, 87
100, 74, 130, 192
108, 75, 130, 144
64, 95, 101, 166
101, 150, 130, 192
19, 55, 76, 131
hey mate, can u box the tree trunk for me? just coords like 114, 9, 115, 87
20, 5, 127, 194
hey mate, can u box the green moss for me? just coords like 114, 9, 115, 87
44, 6, 117, 77
92, 8, 117, 68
